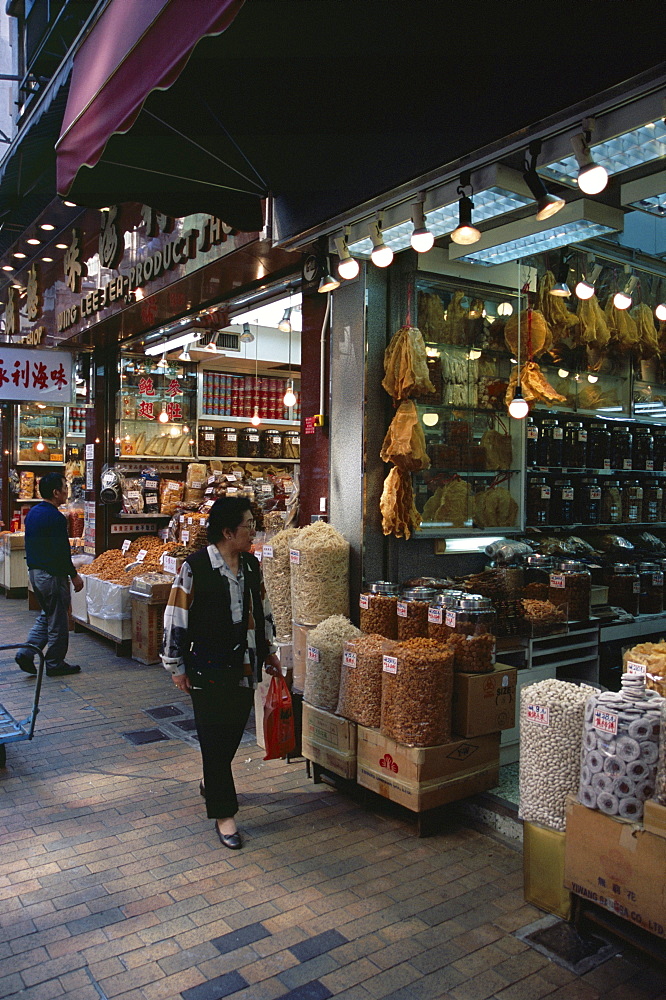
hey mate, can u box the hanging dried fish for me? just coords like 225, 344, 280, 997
504, 308, 548, 361
537, 270, 580, 343
505, 362, 566, 407
382, 325, 435, 401
631, 303, 660, 358
380, 467, 421, 539
605, 301, 639, 349
576, 294, 610, 347
380, 400, 430, 472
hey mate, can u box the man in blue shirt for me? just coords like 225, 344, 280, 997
16, 472, 84, 677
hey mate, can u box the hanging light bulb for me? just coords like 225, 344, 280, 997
334, 233, 360, 280
283, 379, 297, 408
450, 186, 481, 245
278, 308, 292, 333
550, 254, 572, 297
656, 303, 666, 322
575, 263, 603, 300
35, 433, 45, 452
251, 406, 261, 427
158, 405, 169, 423
200, 331, 220, 353
369, 220, 393, 267
421, 412, 439, 427
497, 301, 513, 317
558, 368, 570, 379
468, 348, 482, 360
508, 387, 529, 419
587, 373, 599, 383
178, 343, 192, 361
156, 352, 168, 369
410, 197, 434, 253
613, 275, 637, 310
523, 141, 565, 220
240, 322, 254, 343
571, 126, 608, 195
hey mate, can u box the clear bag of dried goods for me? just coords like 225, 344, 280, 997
578, 674, 663, 823
519, 678, 596, 832
336, 634, 385, 726
359, 582, 399, 639
302, 615, 360, 712
380, 638, 454, 747
623, 642, 666, 697
290, 520, 349, 625
262, 527, 299, 640
656, 700, 666, 806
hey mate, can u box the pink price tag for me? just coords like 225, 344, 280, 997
307, 645, 320, 662
526, 704, 550, 726
382, 655, 398, 674
343, 650, 357, 668
428, 607, 442, 624
396, 601, 407, 618
593, 709, 619, 735
359, 594, 369, 609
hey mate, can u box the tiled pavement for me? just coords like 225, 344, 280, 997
1, 598, 666, 1000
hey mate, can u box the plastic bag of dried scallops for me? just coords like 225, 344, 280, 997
290, 520, 349, 624
303, 615, 360, 712
380, 638, 454, 747
262, 526, 299, 640
336, 634, 385, 727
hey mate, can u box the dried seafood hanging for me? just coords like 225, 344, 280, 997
421, 477, 472, 527
473, 485, 518, 528
380, 466, 421, 539
605, 300, 639, 349
417, 291, 448, 343
382, 325, 435, 401
446, 290, 468, 345
380, 400, 430, 472
504, 308, 548, 362
631, 302, 660, 358
537, 271, 579, 343
576, 294, 610, 347
505, 361, 566, 407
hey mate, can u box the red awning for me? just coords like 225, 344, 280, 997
55, 0, 256, 224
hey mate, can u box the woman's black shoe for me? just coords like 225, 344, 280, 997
199, 781, 205, 797
215, 823, 241, 849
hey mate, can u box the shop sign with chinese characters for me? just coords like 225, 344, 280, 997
0, 346, 73, 403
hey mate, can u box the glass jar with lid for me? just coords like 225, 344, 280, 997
451, 595, 496, 672
216, 426, 238, 457
526, 417, 538, 466
622, 480, 644, 524
238, 426, 261, 458
639, 562, 664, 615
600, 479, 622, 524
359, 581, 400, 639
526, 476, 551, 526
549, 561, 591, 620
643, 479, 663, 523
536, 417, 563, 467
654, 428, 666, 472
632, 426, 654, 471
397, 586, 437, 640
550, 478, 575, 525
564, 421, 587, 468
198, 425, 216, 457
260, 428, 283, 459
576, 476, 602, 525
524, 554, 553, 601
610, 425, 633, 470
608, 563, 640, 616
282, 430, 300, 459
587, 421, 611, 470
427, 590, 464, 644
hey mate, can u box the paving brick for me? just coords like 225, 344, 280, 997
290, 929, 348, 962
180, 970, 250, 1000
211, 919, 272, 954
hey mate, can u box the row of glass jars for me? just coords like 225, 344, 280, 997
198, 425, 300, 459
527, 474, 663, 526
607, 562, 665, 616
527, 417, 666, 472
358, 582, 496, 641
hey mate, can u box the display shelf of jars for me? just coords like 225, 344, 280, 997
200, 455, 299, 465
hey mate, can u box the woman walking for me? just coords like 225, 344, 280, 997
161, 496, 280, 849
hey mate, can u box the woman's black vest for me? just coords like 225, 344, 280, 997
184, 548, 269, 679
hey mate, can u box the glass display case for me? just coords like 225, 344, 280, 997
116, 355, 198, 459
16, 403, 65, 464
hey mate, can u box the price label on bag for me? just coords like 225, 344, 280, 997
359, 594, 369, 609
382, 655, 398, 674
590, 487, 601, 500
623, 459, 632, 470
562, 487, 574, 501
136, 549, 147, 563
307, 645, 320, 662
396, 601, 407, 617
263, 544, 274, 559
646, 460, 654, 471
428, 607, 442, 624
121, 539, 131, 554
290, 548, 300, 564
626, 660, 646, 675
553, 428, 563, 440
527, 426, 538, 440
578, 430, 588, 442
526, 704, 550, 726
541, 486, 551, 499
181, 530, 189, 543
163, 556, 177, 575
343, 650, 357, 668
604, 459, 611, 470
550, 573, 566, 589
445, 610, 456, 628
594, 709, 619, 735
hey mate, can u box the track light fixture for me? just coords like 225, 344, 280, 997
575, 262, 603, 300
550, 253, 572, 297
613, 274, 637, 310
178, 344, 192, 361
318, 256, 341, 292
523, 141, 565, 221
155, 353, 168, 370
278, 308, 292, 333
450, 177, 481, 245
571, 120, 608, 196
369, 219, 393, 267
240, 322, 254, 343
410, 196, 434, 253
200, 332, 220, 353
334, 232, 360, 280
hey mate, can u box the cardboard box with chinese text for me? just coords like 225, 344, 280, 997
452, 662, 517, 738
302, 703, 357, 779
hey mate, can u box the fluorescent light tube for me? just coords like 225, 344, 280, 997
145, 331, 202, 355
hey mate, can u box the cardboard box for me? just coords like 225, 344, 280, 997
564, 798, 666, 939
88, 614, 132, 641
70, 575, 88, 624
643, 799, 666, 841
356, 727, 500, 812
302, 703, 357, 779
523, 821, 571, 919
131, 599, 165, 664
452, 662, 517, 738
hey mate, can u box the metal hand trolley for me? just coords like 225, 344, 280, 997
0, 644, 45, 767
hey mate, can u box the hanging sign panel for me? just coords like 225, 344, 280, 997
0, 347, 74, 404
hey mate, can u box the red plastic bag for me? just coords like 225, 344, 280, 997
263, 673, 296, 760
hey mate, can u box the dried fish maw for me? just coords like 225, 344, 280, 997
474, 486, 518, 528
505, 362, 566, 407
422, 487, 443, 522
382, 325, 435, 401
631, 302, 659, 358
504, 309, 548, 361
537, 271, 579, 343
577, 294, 610, 347
480, 428, 512, 470
605, 301, 639, 348
417, 291, 448, 343
434, 478, 471, 528
446, 290, 467, 345
380, 400, 430, 472
380, 467, 420, 539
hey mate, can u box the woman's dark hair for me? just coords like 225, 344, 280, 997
207, 496, 252, 543
39, 472, 66, 500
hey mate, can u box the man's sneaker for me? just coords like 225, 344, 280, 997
15, 653, 36, 675
46, 663, 81, 677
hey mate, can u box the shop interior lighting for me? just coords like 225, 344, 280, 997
178, 344, 192, 361
550, 253, 572, 297
334, 231, 360, 279
410, 196, 434, 252
144, 329, 203, 355
250, 323, 261, 426
155, 353, 169, 370
497, 301, 513, 317
13, 251, 26, 259
240, 322, 254, 343
449, 200, 624, 266
35, 433, 45, 452
558, 368, 570, 378
278, 308, 292, 333
26, 238, 41, 245
570, 121, 608, 195
2, 264, 13, 271
656, 303, 666, 322
468, 348, 482, 360
317, 257, 340, 295
508, 279, 529, 420
40, 223, 55, 231
41, 256, 53, 263
158, 403, 169, 423
575, 263, 603, 299
283, 318, 297, 408
422, 412, 439, 427
621, 169, 666, 218
55, 242, 68, 249
450, 180, 481, 245
587, 373, 599, 383
523, 141, 565, 221
542, 118, 666, 188
368, 220, 393, 267
613, 274, 637, 310
198, 332, 220, 353
63, 200, 77, 207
